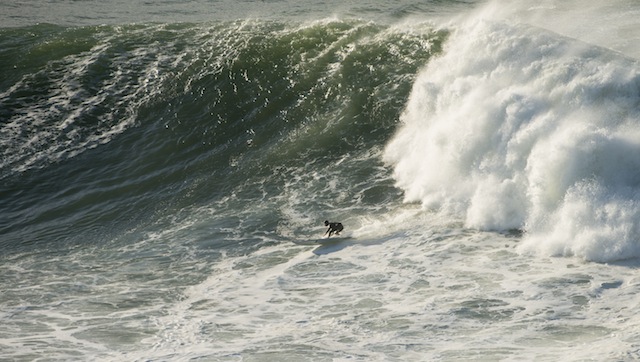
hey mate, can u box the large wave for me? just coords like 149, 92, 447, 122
0, 20, 444, 250
384, 15, 640, 261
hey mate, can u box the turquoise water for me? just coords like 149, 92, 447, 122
2, 0, 640, 360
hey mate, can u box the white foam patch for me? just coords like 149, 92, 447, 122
3, 201, 640, 361
114, 212, 640, 361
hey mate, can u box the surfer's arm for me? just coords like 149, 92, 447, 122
325, 227, 334, 237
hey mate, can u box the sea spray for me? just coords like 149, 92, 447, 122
383, 17, 640, 261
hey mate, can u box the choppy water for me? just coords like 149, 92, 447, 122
2, 0, 640, 360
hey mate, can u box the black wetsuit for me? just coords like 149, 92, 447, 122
325, 221, 344, 237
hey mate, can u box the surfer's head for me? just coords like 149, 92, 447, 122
324, 220, 329, 226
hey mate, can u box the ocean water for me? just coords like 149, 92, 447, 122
2, 0, 640, 360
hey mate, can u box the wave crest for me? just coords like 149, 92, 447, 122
384, 19, 640, 261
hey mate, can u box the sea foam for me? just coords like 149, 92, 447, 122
384, 15, 640, 261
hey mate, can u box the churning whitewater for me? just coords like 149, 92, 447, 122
384, 14, 640, 262
2, 0, 640, 361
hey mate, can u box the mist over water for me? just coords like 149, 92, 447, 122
502, 0, 640, 60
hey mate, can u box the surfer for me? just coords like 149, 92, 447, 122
324, 220, 343, 237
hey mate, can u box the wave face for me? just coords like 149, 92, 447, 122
384, 16, 640, 261
0, 20, 443, 251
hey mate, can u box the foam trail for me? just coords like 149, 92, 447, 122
384, 9, 640, 262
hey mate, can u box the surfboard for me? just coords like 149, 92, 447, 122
292, 236, 352, 246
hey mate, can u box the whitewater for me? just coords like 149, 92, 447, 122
2, 0, 640, 360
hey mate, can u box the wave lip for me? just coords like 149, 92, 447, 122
384, 19, 640, 262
